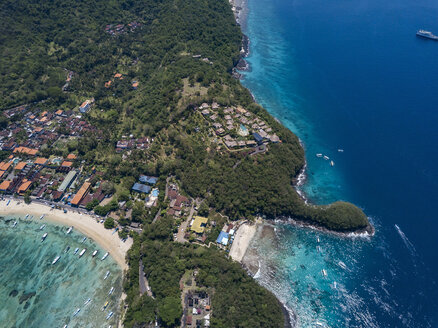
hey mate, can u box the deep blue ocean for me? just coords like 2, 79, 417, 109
239, 0, 438, 326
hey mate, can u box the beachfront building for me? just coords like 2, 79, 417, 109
216, 231, 229, 246
70, 181, 91, 207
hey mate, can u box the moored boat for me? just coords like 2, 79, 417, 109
40, 224, 46, 230
41, 232, 48, 241
92, 250, 98, 257
102, 301, 109, 311
81, 237, 87, 243
101, 252, 109, 261
323, 155, 329, 160
330, 160, 334, 167
322, 269, 327, 277
65, 246, 70, 253
66, 226, 73, 234
104, 271, 110, 280
52, 256, 60, 265
108, 287, 114, 295
338, 261, 347, 270
73, 308, 81, 317
74, 247, 79, 254
106, 311, 114, 320
79, 248, 87, 257
84, 298, 92, 305
316, 153, 323, 157
39, 214, 45, 220
12, 221, 17, 227
416, 29, 438, 40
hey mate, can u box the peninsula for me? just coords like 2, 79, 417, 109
0, 0, 370, 326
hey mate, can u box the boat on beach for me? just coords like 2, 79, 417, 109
41, 232, 48, 241
79, 248, 87, 257
6, 199, 10, 206
25, 214, 29, 219
101, 252, 109, 261
52, 256, 60, 265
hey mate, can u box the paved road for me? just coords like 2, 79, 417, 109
139, 259, 154, 298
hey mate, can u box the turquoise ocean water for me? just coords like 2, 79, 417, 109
240, 0, 438, 326
0, 214, 122, 328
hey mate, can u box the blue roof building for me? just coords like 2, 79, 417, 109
253, 132, 264, 144
216, 231, 229, 246
139, 175, 158, 185
132, 183, 151, 193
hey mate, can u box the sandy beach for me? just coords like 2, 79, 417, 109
229, 221, 258, 262
0, 199, 132, 271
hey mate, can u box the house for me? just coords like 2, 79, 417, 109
71, 181, 91, 206
66, 153, 77, 160
14, 162, 27, 171
79, 99, 93, 113
17, 180, 32, 195
191, 216, 208, 234
139, 175, 158, 185
13, 147, 38, 156
61, 161, 73, 168
55, 110, 63, 116
132, 183, 151, 193
0, 161, 12, 171
0, 180, 12, 192
132, 81, 139, 89
114, 73, 122, 78
34, 157, 48, 166
216, 231, 229, 246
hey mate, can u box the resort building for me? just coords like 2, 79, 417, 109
191, 216, 208, 234
58, 170, 78, 192
70, 181, 91, 206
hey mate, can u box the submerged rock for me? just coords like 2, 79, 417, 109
19, 292, 36, 304
9, 289, 18, 297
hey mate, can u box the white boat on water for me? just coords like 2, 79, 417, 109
63, 325, 68, 328
333, 281, 337, 289
40, 224, 46, 230
25, 214, 29, 219
104, 271, 110, 280
12, 221, 17, 227
108, 287, 114, 295
317, 237, 320, 243
79, 248, 87, 257
322, 269, 327, 277
106, 311, 114, 320
316, 153, 323, 157
41, 232, 48, 241
338, 261, 347, 270
330, 160, 334, 167
74, 247, 79, 255
84, 298, 92, 306
323, 155, 329, 160
338, 149, 344, 152
39, 214, 45, 220
52, 256, 60, 265
92, 250, 98, 257
73, 308, 81, 317
66, 226, 73, 234
101, 252, 109, 261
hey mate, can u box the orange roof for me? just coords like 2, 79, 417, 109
17, 180, 32, 194
34, 127, 43, 132
13, 147, 38, 156
41, 111, 48, 117
35, 157, 48, 165
66, 154, 77, 160
114, 73, 122, 78
8, 155, 14, 160
55, 110, 63, 115
80, 101, 89, 107
132, 82, 139, 88
61, 161, 73, 167
71, 182, 91, 206
105, 81, 112, 88
29, 114, 36, 120
15, 162, 27, 170
40, 117, 48, 123
0, 180, 11, 191
0, 161, 12, 171
0, 171, 5, 179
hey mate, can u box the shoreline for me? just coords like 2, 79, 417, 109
229, 219, 259, 262
0, 199, 132, 271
